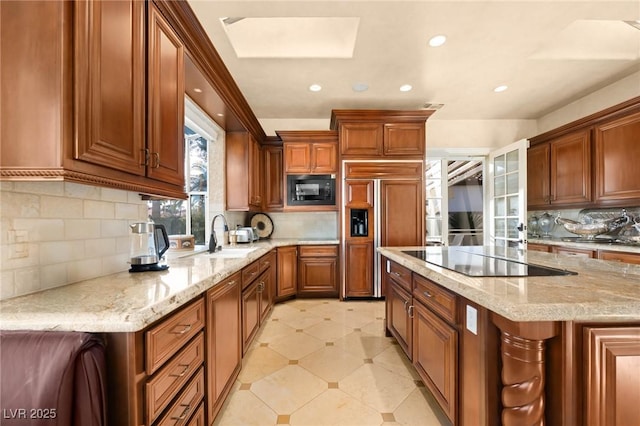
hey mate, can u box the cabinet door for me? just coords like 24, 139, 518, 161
298, 257, 338, 295
241, 280, 261, 355
387, 280, 412, 358
311, 143, 338, 173
147, 4, 185, 186
340, 122, 383, 156
206, 272, 241, 423
550, 129, 591, 205
527, 143, 551, 208
344, 240, 373, 297
249, 135, 262, 208
584, 326, 640, 426
383, 123, 425, 157
258, 270, 272, 323
276, 246, 298, 299
345, 180, 374, 208
413, 301, 457, 423
284, 143, 311, 173
380, 180, 424, 247
226, 132, 249, 211
264, 145, 284, 210
595, 111, 640, 203
74, 0, 145, 176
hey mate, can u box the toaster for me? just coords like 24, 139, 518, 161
235, 227, 258, 243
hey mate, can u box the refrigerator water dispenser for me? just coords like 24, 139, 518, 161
350, 209, 368, 237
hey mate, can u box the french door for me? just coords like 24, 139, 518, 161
488, 139, 528, 249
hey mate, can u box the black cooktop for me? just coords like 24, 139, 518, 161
403, 247, 577, 277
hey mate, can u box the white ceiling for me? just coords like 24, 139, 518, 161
187, 1, 640, 123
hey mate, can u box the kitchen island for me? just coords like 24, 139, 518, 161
378, 246, 640, 426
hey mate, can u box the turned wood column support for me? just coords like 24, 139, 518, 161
491, 314, 558, 426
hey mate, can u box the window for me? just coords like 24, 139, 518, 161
425, 158, 485, 246
148, 98, 218, 246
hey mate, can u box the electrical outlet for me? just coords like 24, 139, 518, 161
466, 305, 478, 335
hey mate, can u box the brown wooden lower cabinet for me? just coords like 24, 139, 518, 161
550, 245, 596, 258
297, 245, 339, 297
344, 240, 374, 297
413, 301, 457, 422
386, 279, 412, 357
276, 246, 298, 300
206, 271, 242, 423
527, 242, 550, 252
598, 250, 640, 265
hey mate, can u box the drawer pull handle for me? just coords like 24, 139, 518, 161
227, 280, 236, 286
172, 324, 192, 335
171, 404, 191, 423
424, 291, 433, 298
393, 272, 402, 277
408, 305, 414, 319
403, 300, 408, 312
170, 363, 190, 378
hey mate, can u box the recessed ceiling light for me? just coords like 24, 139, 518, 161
400, 84, 413, 92
193, 88, 202, 93
494, 85, 508, 93
352, 83, 369, 92
428, 35, 447, 47
309, 84, 322, 92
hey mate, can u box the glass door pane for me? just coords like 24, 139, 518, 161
488, 139, 528, 249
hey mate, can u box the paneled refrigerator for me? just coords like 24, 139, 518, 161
341, 160, 425, 298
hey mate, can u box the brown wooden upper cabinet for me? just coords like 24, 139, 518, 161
527, 128, 592, 209
594, 111, 640, 204
1, 0, 186, 199
0, 0, 185, 198
330, 110, 434, 159
226, 132, 262, 211
277, 131, 338, 174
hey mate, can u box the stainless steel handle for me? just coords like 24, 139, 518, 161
171, 324, 192, 335
169, 363, 190, 378
408, 305, 414, 319
171, 404, 191, 423
424, 291, 433, 298
227, 280, 236, 286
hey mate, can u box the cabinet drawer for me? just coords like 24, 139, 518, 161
155, 367, 205, 426
413, 275, 457, 324
146, 299, 205, 374
598, 250, 640, 265
299, 245, 338, 257
147, 332, 205, 423
550, 246, 595, 258
260, 251, 276, 273
385, 259, 412, 291
186, 403, 205, 426
242, 260, 261, 289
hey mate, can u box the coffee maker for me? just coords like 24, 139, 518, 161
129, 222, 170, 272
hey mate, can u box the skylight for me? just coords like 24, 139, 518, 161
220, 17, 360, 58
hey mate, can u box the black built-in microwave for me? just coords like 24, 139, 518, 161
287, 174, 336, 206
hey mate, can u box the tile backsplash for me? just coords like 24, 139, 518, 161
0, 181, 148, 300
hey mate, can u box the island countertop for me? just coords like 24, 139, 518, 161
378, 246, 640, 323
0, 239, 338, 333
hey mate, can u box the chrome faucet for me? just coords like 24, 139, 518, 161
209, 214, 229, 253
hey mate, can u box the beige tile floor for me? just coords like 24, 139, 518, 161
214, 298, 450, 426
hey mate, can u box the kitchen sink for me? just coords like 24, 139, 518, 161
203, 246, 259, 258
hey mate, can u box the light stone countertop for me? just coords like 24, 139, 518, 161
0, 239, 338, 333
378, 246, 640, 323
